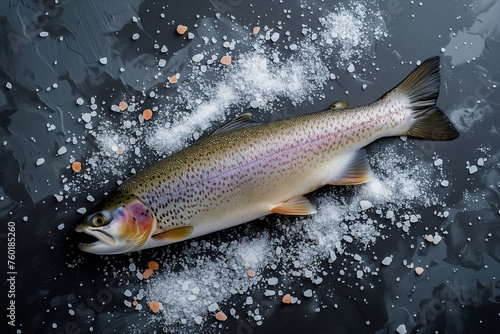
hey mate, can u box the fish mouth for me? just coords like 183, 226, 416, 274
75, 224, 116, 251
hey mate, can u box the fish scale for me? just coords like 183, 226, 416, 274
76, 57, 459, 254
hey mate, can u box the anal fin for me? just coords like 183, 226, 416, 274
329, 149, 373, 185
152, 226, 194, 242
270, 195, 317, 216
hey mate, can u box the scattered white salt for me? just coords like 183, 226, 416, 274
440, 47, 446, 53
343, 235, 353, 243
132, 33, 140, 40
111, 105, 121, 112
396, 324, 407, 334
246, 296, 253, 305
158, 59, 166, 68
54, 195, 63, 202
382, 257, 393, 265
440, 180, 449, 187
57, 146, 67, 155
36, 158, 45, 166
477, 158, 484, 166
57, 223, 65, 230
433, 158, 443, 166
347, 63, 355, 73
432, 234, 442, 245
267, 277, 278, 286
192, 54, 204, 62
303, 289, 313, 297
39, 31, 49, 37
270, 32, 280, 42
356, 270, 363, 279
124, 290, 132, 297
359, 200, 372, 210
76, 207, 87, 214
194, 316, 202, 325
208, 303, 218, 312
99, 57, 108, 65
76, 98, 84, 105
469, 165, 478, 174
5, 82, 12, 89
81, 113, 92, 123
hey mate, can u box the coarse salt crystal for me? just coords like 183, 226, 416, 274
99, 57, 108, 65
81, 113, 92, 123
396, 324, 407, 334
359, 200, 372, 210
57, 146, 67, 155
382, 257, 392, 265
208, 303, 218, 312
76, 207, 87, 214
36, 158, 45, 166
192, 54, 204, 62
267, 277, 278, 285
432, 234, 442, 244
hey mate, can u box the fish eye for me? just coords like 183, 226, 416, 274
92, 214, 107, 227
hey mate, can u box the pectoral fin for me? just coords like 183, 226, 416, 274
328, 100, 348, 110
270, 195, 317, 216
152, 226, 194, 242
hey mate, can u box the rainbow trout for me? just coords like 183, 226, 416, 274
76, 57, 458, 254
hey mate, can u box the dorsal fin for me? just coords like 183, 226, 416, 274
211, 114, 261, 136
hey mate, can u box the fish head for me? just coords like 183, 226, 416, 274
75, 190, 155, 255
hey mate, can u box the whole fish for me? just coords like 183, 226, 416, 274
76, 57, 458, 254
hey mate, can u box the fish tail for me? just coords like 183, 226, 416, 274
387, 56, 459, 140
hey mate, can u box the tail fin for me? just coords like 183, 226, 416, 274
387, 56, 459, 140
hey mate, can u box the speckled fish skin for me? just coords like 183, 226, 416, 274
77, 57, 459, 254
125, 102, 398, 241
